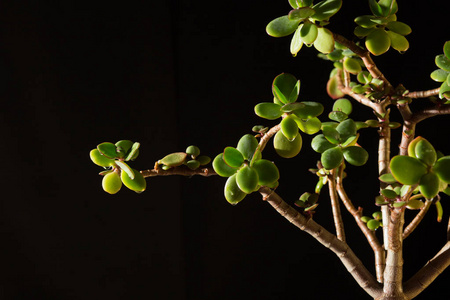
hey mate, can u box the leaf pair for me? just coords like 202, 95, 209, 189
430, 41, 450, 100
390, 137, 450, 199
158, 145, 211, 170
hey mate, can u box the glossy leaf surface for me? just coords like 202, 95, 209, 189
266, 16, 300, 37
236, 134, 259, 161
252, 159, 280, 186
121, 169, 146, 193
212, 153, 239, 177
433, 156, 450, 183
311, 0, 342, 21
236, 166, 259, 194
159, 152, 187, 167
254, 103, 283, 120
321, 147, 344, 170
102, 171, 122, 194
419, 172, 440, 200
366, 29, 391, 56
223, 147, 244, 168
224, 174, 246, 205
90, 149, 116, 167
343, 146, 369, 166
390, 155, 428, 185
273, 130, 302, 158
311, 134, 335, 153
97, 142, 119, 159
314, 27, 334, 54
281, 115, 299, 141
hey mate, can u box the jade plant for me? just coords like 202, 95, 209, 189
90, 1, 450, 299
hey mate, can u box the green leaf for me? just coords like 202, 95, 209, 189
294, 116, 322, 134
299, 22, 318, 45
90, 149, 116, 167
115, 140, 134, 158
430, 69, 449, 82
197, 155, 211, 166
281, 102, 306, 113
407, 199, 425, 210
390, 155, 428, 185
115, 160, 135, 180
313, 27, 335, 54
125, 142, 140, 161
212, 153, 239, 177
335, 119, 357, 142
159, 152, 187, 167
366, 29, 391, 56
254, 102, 283, 120
236, 134, 259, 161
290, 25, 304, 56
433, 156, 450, 183
436, 54, 450, 72
186, 160, 201, 170
343, 57, 362, 74
379, 173, 397, 183
357, 71, 373, 84
224, 174, 247, 205
378, 0, 398, 16
186, 145, 201, 158
252, 159, 280, 186
311, 134, 335, 153
387, 31, 409, 53
367, 219, 381, 230
223, 147, 245, 168
326, 75, 345, 99
354, 26, 375, 38
322, 125, 340, 144
121, 168, 146, 193
333, 98, 352, 115
288, 7, 316, 21
281, 115, 299, 141
381, 188, 398, 199
266, 16, 300, 38
419, 172, 440, 200
311, 0, 342, 21
321, 147, 344, 170
274, 130, 302, 158
439, 81, 450, 99
102, 171, 122, 194
293, 101, 324, 118
328, 111, 348, 122
436, 201, 443, 222
355, 15, 378, 28
273, 73, 300, 104
414, 138, 437, 166
97, 142, 119, 159
368, 0, 383, 16
236, 166, 259, 194
343, 146, 369, 166
444, 41, 450, 59
386, 21, 412, 36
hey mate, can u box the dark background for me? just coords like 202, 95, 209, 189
0, 0, 449, 299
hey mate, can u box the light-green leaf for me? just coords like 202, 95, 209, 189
266, 16, 300, 38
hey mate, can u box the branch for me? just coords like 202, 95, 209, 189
336, 166, 386, 283
410, 104, 450, 124
404, 241, 450, 299
328, 170, 346, 241
397, 104, 415, 156
141, 166, 217, 178
258, 186, 383, 299
259, 124, 280, 152
406, 88, 440, 99
333, 33, 393, 91
402, 200, 433, 240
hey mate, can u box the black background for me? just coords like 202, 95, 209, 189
0, 0, 449, 299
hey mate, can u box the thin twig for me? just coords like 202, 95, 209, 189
258, 186, 382, 298
406, 88, 440, 99
259, 124, 280, 152
141, 166, 216, 178
410, 104, 450, 124
336, 166, 386, 283
403, 200, 433, 240
328, 170, 346, 242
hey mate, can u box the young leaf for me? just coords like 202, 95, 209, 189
115, 160, 135, 180
125, 142, 140, 161
159, 152, 188, 167
273, 73, 300, 104
97, 142, 119, 159
102, 171, 122, 194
